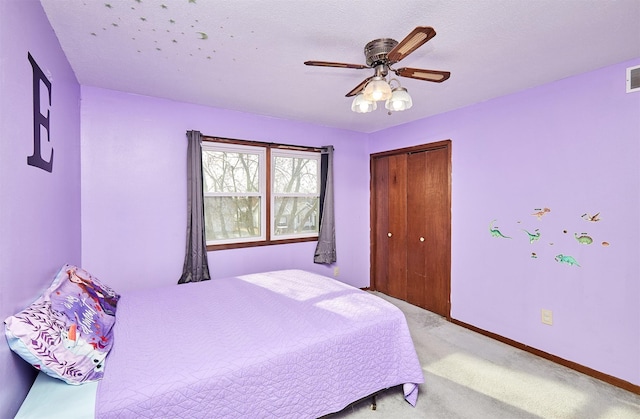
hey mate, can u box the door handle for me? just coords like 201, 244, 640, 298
419, 237, 425, 242
388, 232, 393, 237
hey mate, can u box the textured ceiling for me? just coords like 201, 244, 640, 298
40, 0, 640, 133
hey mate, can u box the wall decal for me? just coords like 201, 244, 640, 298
581, 212, 601, 222
532, 207, 551, 219
27, 52, 53, 173
555, 254, 581, 267
487, 207, 612, 268
574, 233, 593, 245
85, 0, 260, 74
522, 229, 541, 244
489, 220, 511, 238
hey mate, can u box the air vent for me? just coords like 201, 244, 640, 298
627, 65, 640, 93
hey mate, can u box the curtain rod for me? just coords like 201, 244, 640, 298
201, 135, 330, 152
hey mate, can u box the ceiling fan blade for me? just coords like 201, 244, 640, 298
304, 60, 368, 70
345, 77, 373, 97
394, 67, 450, 83
386, 26, 436, 64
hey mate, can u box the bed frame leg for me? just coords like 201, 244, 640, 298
371, 394, 377, 410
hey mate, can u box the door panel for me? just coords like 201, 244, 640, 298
418, 147, 450, 316
406, 151, 428, 308
372, 157, 390, 294
386, 154, 408, 300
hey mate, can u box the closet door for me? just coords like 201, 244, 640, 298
406, 147, 450, 315
371, 141, 451, 318
372, 153, 407, 300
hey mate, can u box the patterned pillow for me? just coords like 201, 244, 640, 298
4, 264, 120, 385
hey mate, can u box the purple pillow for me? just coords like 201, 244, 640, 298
4, 264, 120, 384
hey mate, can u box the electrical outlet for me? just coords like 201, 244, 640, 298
333, 267, 339, 277
541, 309, 553, 325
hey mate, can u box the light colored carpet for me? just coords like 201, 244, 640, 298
329, 292, 640, 419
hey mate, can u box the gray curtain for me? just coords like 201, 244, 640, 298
314, 145, 336, 264
179, 130, 211, 284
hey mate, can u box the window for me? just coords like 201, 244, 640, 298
201, 138, 320, 249
272, 149, 320, 239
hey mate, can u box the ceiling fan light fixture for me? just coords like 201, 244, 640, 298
385, 87, 413, 112
304, 26, 449, 115
362, 76, 392, 102
351, 93, 377, 113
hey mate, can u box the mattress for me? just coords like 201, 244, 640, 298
15, 372, 98, 419
17, 270, 423, 418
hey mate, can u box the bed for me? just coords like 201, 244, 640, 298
9, 267, 424, 418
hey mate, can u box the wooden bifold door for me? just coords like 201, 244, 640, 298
371, 140, 451, 318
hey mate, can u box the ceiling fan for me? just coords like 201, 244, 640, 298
304, 26, 450, 112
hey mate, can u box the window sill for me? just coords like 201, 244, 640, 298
206, 236, 317, 251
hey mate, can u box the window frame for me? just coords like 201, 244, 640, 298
202, 136, 321, 251
201, 142, 267, 246
270, 148, 321, 241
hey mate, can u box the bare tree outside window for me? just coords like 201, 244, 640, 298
273, 155, 319, 237
202, 150, 262, 241
201, 140, 320, 247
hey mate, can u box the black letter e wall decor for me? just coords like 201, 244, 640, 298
27, 52, 53, 173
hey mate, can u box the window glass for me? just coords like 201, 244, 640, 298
204, 196, 261, 240
202, 150, 259, 193
273, 156, 318, 194
273, 196, 318, 236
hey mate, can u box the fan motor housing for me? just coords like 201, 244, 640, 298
364, 38, 398, 67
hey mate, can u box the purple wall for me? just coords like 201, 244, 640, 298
2, 3, 638, 416
80, 87, 370, 293
369, 59, 640, 386
0, 0, 81, 416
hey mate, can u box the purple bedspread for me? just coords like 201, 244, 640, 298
95, 270, 424, 418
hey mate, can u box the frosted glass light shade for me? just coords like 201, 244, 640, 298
385, 87, 413, 111
362, 77, 392, 102
351, 94, 376, 113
